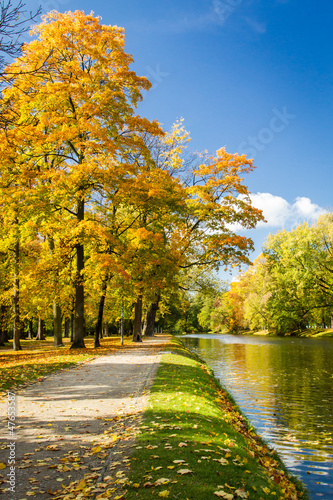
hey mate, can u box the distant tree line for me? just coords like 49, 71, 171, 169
195, 213, 333, 335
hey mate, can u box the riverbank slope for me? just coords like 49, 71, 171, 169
232, 329, 333, 337
123, 336, 308, 500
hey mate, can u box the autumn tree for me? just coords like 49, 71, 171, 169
2, 10, 162, 348
180, 147, 264, 273
85, 121, 189, 343
129, 125, 265, 337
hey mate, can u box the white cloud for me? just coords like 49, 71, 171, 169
250, 193, 326, 228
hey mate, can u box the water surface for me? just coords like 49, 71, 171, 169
181, 334, 333, 499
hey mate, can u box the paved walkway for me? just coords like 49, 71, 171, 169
0, 335, 169, 499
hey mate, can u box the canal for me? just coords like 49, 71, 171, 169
181, 334, 333, 499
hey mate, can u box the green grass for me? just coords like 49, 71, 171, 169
123, 337, 308, 500
304, 328, 333, 337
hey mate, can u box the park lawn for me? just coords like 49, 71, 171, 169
0, 336, 133, 395
123, 337, 308, 500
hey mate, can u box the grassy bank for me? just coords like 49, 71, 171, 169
229, 329, 333, 337
122, 337, 307, 500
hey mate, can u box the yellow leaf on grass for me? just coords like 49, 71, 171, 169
0, 463, 6, 469
92, 446, 102, 453
158, 491, 170, 498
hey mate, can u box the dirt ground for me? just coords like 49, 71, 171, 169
0, 335, 169, 499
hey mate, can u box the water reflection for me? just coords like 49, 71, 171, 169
181, 334, 333, 499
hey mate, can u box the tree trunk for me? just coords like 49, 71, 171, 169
70, 313, 74, 342
127, 319, 133, 337
27, 319, 33, 340
331, 307, 333, 329
94, 278, 108, 348
36, 317, 45, 340
103, 321, 109, 337
1, 306, 9, 344
71, 198, 86, 349
120, 302, 124, 345
132, 295, 143, 342
19, 321, 27, 339
13, 237, 22, 351
64, 318, 70, 338
0, 306, 6, 346
143, 294, 160, 337
53, 302, 63, 347
47, 237, 63, 347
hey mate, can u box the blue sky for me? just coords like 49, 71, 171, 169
23, 0, 333, 276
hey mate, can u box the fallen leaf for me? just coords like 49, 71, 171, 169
214, 491, 234, 499
76, 479, 87, 491
154, 478, 170, 486
158, 491, 170, 498
177, 469, 193, 475
91, 446, 102, 454
213, 458, 229, 465
235, 489, 248, 498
